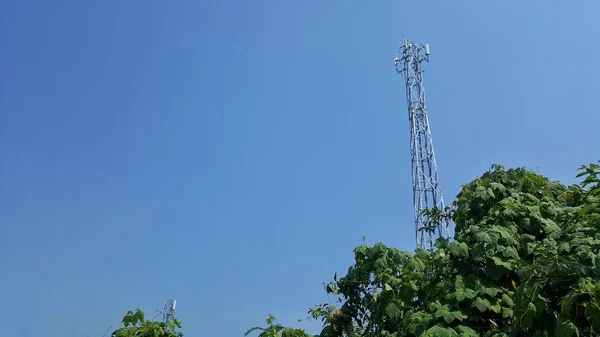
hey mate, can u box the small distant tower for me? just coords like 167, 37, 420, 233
394, 39, 449, 250
163, 299, 176, 327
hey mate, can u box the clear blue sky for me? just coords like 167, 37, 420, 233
1, 1, 599, 336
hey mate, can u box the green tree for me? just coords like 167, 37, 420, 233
252, 161, 600, 337
111, 309, 183, 337
245, 314, 311, 337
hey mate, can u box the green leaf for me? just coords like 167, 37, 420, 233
586, 301, 600, 321
434, 307, 453, 323
501, 294, 514, 308
475, 231, 493, 244
472, 297, 491, 312
245, 327, 266, 336
403, 311, 432, 336
491, 256, 513, 270
385, 302, 401, 319
450, 311, 468, 323
456, 325, 478, 337
453, 282, 478, 302
489, 302, 501, 314
490, 182, 507, 194
501, 307, 513, 319
374, 257, 388, 269
448, 241, 469, 257
556, 319, 579, 337
455, 275, 465, 290
282, 328, 309, 337
488, 258, 512, 279
479, 285, 503, 297
422, 325, 459, 337
500, 246, 519, 259
464, 288, 478, 300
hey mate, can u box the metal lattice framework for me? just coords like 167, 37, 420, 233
394, 40, 449, 250
163, 299, 177, 328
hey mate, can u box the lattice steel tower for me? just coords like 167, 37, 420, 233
394, 40, 449, 250
163, 299, 177, 329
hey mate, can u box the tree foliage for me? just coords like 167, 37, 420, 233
111, 309, 183, 337
254, 162, 600, 337
246, 314, 312, 337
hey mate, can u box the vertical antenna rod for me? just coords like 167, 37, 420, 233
394, 40, 449, 250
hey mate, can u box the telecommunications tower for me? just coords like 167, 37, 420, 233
163, 299, 177, 328
394, 40, 449, 250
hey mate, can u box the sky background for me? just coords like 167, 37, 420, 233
1, 0, 599, 336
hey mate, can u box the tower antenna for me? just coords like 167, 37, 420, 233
163, 299, 177, 331
394, 40, 449, 250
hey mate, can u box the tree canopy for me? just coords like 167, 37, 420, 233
245, 314, 312, 337
111, 308, 182, 337
111, 161, 600, 337
303, 162, 600, 337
